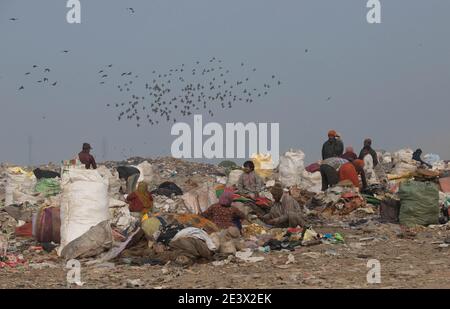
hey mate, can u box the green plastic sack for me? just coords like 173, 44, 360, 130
399, 181, 439, 227
35, 179, 61, 197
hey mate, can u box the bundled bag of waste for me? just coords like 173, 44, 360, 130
60, 220, 113, 260
35, 178, 61, 197
182, 182, 218, 214
58, 168, 110, 255
399, 180, 439, 227
34, 206, 61, 243
278, 150, 305, 187
135, 161, 155, 184
251, 153, 274, 179
391, 149, 417, 176
5, 167, 38, 206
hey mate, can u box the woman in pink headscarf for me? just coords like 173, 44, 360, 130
201, 192, 245, 230
341, 146, 358, 162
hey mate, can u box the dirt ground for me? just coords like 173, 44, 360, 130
2, 221, 450, 289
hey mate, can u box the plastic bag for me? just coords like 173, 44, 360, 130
251, 153, 274, 179
60, 220, 113, 260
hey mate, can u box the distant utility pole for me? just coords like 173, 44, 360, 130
101, 136, 108, 161
27, 135, 33, 166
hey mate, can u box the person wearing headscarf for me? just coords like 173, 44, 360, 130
201, 191, 245, 230
237, 160, 264, 198
126, 181, 154, 214
261, 183, 306, 228
358, 138, 379, 167
341, 146, 358, 162
78, 143, 97, 169
322, 130, 344, 160
339, 159, 367, 190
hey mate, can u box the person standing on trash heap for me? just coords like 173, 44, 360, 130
338, 159, 368, 190
322, 130, 344, 160
236, 160, 264, 198
320, 157, 349, 191
116, 165, 141, 194
201, 191, 245, 230
78, 143, 97, 169
126, 181, 153, 214
412, 149, 432, 168
341, 146, 358, 162
260, 183, 306, 228
358, 138, 379, 167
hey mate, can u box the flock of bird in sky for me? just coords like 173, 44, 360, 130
8, 7, 291, 128
101, 58, 282, 127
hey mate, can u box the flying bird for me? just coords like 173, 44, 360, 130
52, 82, 57, 86
127, 8, 135, 14
62, 50, 69, 54
9, 18, 18, 21
18, 86, 24, 90
44, 68, 50, 73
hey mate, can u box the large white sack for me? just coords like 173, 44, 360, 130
59, 168, 110, 255
135, 161, 154, 184
381, 152, 392, 164
393, 149, 415, 164
278, 150, 305, 187
391, 162, 417, 176
227, 170, 244, 187
300, 170, 322, 193
5, 173, 37, 206
182, 182, 218, 214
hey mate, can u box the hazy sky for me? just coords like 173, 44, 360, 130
1, 0, 449, 166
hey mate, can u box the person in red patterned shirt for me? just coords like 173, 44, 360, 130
201, 191, 245, 230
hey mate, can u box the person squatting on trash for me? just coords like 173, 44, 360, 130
412, 149, 432, 169
260, 183, 306, 228
126, 181, 154, 214
117, 165, 141, 194
78, 143, 97, 169
201, 191, 245, 230
236, 160, 264, 198
322, 130, 344, 160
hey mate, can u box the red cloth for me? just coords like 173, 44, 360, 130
202, 203, 245, 229
339, 163, 360, 187
306, 163, 321, 173
126, 192, 153, 213
78, 151, 97, 169
15, 222, 33, 238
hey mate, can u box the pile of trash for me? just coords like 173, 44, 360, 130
1, 148, 449, 270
